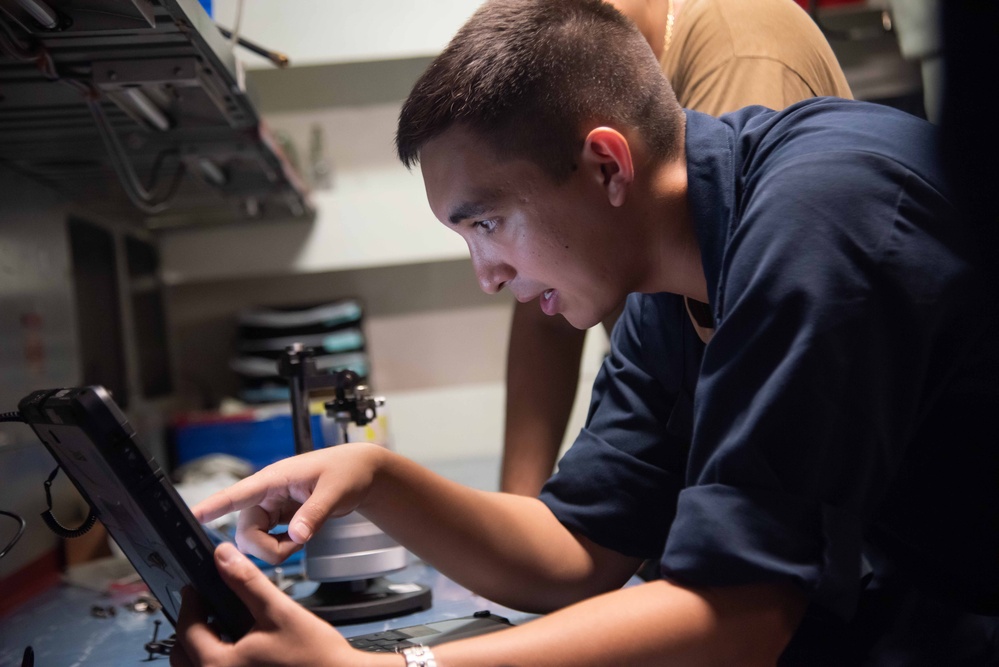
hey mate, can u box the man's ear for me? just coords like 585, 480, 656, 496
581, 127, 634, 207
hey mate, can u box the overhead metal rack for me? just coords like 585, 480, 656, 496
0, 0, 313, 229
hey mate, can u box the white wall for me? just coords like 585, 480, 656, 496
160, 103, 467, 282
212, 0, 484, 67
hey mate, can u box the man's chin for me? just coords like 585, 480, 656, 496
561, 311, 601, 331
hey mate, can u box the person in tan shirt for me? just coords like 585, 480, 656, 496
501, 0, 853, 496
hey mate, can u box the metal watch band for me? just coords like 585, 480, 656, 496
400, 645, 438, 667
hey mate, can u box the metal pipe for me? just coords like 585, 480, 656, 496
285, 344, 316, 455
17, 0, 57, 29
122, 87, 171, 132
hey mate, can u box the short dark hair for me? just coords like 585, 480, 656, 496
396, 0, 684, 181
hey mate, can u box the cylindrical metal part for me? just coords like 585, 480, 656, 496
304, 513, 408, 582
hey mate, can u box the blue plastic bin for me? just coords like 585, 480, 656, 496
173, 413, 324, 471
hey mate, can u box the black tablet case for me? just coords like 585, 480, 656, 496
18, 386, 254, 641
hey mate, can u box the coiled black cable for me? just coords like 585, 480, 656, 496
40, 466, 97, 539
1, 410, 98, 540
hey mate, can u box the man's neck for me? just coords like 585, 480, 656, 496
633, 145, 708, 304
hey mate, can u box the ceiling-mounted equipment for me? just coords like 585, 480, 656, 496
0, 0, 312, 229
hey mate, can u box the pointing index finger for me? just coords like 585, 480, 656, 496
191, 476, 273, 523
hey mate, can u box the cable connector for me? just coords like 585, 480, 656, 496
0, 411, 24, 423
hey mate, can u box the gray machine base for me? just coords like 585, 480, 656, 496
297, 577, 433, 624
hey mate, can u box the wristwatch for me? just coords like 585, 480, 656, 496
399, 645, 438, 667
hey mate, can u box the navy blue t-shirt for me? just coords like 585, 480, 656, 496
540, 98, 999, 663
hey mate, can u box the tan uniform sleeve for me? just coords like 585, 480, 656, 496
680, 57, 830, 116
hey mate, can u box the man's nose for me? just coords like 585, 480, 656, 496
470, 248, 513, 294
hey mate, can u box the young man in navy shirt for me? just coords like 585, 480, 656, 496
172, 1, 998, 665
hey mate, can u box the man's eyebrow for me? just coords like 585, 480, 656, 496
448, 201, 490, 225
447, 191, 502, 225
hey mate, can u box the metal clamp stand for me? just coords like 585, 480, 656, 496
278, 343, 431, 624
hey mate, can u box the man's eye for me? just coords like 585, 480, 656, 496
473, 219, 497, 233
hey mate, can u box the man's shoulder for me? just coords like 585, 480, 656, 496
717, 99, 940, 180
718, 96, 898, 132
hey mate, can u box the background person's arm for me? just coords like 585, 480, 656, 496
501, 299, 587, 496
